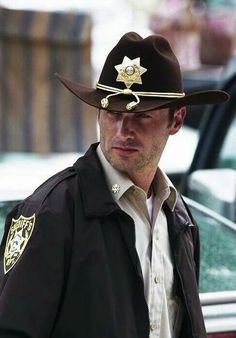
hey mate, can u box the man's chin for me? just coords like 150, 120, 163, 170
105, 150, 140, 173
109, 158, 132, 174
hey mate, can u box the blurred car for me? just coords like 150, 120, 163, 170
182, 53, 236, 129
181, 72, 236, 222
187, 197, 236, 335
178, 65, 236, 336
162, 54, 236, 186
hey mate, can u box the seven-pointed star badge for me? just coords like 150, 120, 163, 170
115, 56, 147, 88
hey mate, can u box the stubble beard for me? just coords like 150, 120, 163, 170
101, 139, 163, 177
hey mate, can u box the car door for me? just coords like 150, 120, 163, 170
185, 196, 236, 336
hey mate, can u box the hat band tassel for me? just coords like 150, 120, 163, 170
100, 88, 140, 111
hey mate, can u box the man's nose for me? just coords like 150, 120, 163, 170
116, 115, 134, 137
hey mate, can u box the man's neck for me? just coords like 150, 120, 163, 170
126, 169, 156, 196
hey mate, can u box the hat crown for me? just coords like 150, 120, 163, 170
98, 32, 183, 93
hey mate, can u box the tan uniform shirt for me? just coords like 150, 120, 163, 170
97, 145, 181, 338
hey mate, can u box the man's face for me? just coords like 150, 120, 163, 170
98, 108, 185, 179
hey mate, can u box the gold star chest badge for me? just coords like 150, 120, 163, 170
115, 56, 147, 89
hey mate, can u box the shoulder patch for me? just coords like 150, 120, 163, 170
4, 214, 35, 274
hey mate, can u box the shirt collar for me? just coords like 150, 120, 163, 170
153, 167, 177, 211
97, 144, 177, 209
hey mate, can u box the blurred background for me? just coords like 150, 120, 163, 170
1, 3, 236, 332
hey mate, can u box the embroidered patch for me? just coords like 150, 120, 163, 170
4, 214, 35, 274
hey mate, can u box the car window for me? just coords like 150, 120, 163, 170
187, 197, 236, 293
216, 112, 236, 170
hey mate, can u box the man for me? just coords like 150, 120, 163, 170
0, 32, 229, 337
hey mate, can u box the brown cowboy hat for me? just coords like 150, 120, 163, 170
55, 31, 229, 113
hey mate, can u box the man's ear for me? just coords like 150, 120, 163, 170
169, 107, 186, 135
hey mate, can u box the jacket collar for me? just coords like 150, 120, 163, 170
164, 195, 196, 241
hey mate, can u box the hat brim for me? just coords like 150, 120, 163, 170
55, 73, 229, 113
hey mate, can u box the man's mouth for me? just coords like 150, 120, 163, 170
112, 146, 139, 155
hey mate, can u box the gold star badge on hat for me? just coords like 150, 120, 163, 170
115, 56, 147, 89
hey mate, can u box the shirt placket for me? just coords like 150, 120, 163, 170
149, 222, 164, 338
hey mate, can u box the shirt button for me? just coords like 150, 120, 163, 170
154, 276, 160, 284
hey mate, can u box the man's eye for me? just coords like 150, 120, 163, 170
107, 111, 120, 116
136, 113, 151, 119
